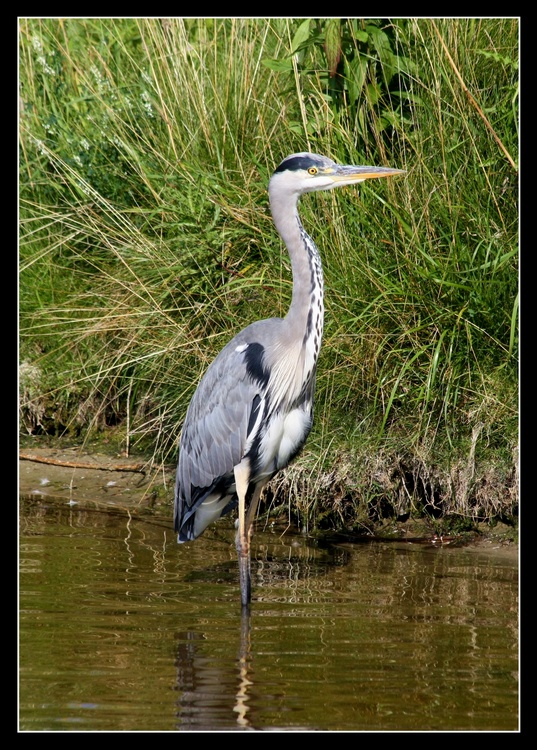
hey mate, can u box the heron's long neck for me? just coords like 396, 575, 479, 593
270, 193, 325, 365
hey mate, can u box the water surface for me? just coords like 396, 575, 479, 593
19, 495, 518, 731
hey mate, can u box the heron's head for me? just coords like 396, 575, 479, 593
269, 152, 405, 197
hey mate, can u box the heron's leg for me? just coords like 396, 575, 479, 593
245, 483, 264, 542
234, 459, 252, 608
242, 484, 266, 607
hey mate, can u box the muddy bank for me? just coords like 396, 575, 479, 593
18, 445, 518, 563
19, 446, 174, 512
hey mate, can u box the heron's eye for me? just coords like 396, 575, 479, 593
308, 167, 318, 175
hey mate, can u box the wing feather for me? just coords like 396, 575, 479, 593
175, 338, 265, 522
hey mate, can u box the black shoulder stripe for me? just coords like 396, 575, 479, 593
247, 394, 262, 437
244, 342, 270, 388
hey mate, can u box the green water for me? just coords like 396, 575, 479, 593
19, 496, 518, 731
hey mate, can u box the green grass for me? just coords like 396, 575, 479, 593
19, 18, 518, 530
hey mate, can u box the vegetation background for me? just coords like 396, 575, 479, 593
19, 18, 519, 537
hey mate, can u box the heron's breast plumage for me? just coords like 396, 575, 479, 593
246, 336, 315, 482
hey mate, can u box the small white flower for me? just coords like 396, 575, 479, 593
141, 90, 154, 117
38, 57, 55, 76
31, 35, 43, 54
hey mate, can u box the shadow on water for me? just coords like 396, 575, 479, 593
19, 495, 518, 731
181, 532, 350, 586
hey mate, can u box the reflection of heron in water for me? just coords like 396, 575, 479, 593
234, 614, 253, 728
174, 153, 404, 607
174, 620, 253, 730
174, 536, 352, 729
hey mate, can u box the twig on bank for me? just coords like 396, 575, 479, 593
19, 452, 146, 475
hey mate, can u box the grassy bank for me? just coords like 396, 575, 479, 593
19, 18, 519, 535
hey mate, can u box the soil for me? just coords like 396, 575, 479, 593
19, 445, 174, 512
19, 444, 518, 564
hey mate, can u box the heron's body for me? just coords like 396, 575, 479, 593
174, 153, 404, 606
177, 316, 316, 540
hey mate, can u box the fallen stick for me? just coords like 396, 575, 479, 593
19, 452, 146, 475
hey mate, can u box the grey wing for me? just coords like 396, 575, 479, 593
174, 338, 265, 534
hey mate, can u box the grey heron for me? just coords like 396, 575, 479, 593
174, 152, 404, 607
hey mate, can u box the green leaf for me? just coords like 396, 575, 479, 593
324, 19, 341, 77
345, 56, 367, 104
290, 19, 312, 54
261, 58, 293, 72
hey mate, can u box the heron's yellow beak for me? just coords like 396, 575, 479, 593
330, 165, 406, 183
